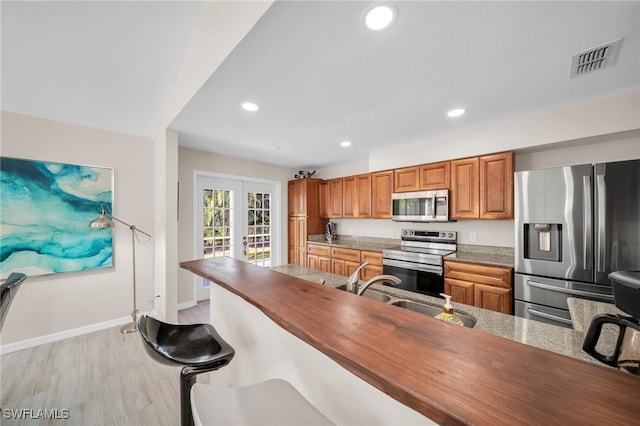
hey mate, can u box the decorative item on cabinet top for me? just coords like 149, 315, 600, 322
294, 170, 316, 179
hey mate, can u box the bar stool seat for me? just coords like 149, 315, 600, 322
191, 379, 335, 426
138, 315, 235, 426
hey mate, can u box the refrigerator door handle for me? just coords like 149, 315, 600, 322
527, 280, 614, 301
526, 307, 573, 326
583, 175, 592, 271
596, 174, 606, 273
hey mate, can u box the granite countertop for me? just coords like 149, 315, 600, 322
307, 234, 398, 252
271, 264, 597, 364
308, 235, 516, 269
567, 297, 627, 357
444, 244, 515, 268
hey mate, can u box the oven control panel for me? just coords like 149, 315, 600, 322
401, 229, 457, 243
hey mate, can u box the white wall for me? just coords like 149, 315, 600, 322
368, 90, 639, 171
177, 147, 295, 305
515, 129, 640, 171
154, 1, 273, 320
0, 112, 155, 345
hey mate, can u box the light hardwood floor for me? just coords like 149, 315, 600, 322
1, 302, 211, 426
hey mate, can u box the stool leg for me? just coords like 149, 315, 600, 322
180, 368, 197, 426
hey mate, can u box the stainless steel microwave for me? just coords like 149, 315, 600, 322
391, 190, 449, 222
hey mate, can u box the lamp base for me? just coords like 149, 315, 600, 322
120, 321, 138, 334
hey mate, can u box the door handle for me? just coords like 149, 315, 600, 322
431, 196, 437, 219
242, 236, 248, 256
583, 175, 592, 271
527, 280, 614, 301
526, 308, 573, 326
596, 174, 606, 273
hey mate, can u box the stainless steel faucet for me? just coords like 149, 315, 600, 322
346, 262, 369, 293
356, 275, 402, 296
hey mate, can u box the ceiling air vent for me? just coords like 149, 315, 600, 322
570, 38, 622, 78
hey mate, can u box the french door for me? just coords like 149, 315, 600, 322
195, 175, 278, 301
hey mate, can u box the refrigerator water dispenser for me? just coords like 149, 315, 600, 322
524, 223, 562, 261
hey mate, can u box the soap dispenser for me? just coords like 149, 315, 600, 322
435, 293, 464, 326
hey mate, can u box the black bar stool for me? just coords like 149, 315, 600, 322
137, 315, 235, 426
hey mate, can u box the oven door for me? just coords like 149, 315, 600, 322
383, 259, 444, 298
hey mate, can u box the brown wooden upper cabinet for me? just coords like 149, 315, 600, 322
420, 161, 450, 190
371, 170, 393, 218
479, 152, 514, 219
343, 173, 372, 219
328, 178, 343, 218
451, 151, 513, 219
450, 157, 479, 219
320, 178, 344, 219
288, 179, 306, 216
393, 161, 451, 193
393, 166, 420, 192
319, 180, 329, 218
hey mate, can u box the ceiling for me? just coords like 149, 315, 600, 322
3, 2, 639, 170
1, 1, 201, 138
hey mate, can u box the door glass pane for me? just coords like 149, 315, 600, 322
203, 188, 235, 287
247, 191, 271, 267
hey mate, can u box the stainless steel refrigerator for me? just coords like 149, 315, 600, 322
514, 159, 640, 328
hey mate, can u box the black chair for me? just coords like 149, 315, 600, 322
0, 272, 27, 332
137, 315, 235, 426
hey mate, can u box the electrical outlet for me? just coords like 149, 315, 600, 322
469, 232, 477, 242
388, 229, 394, 237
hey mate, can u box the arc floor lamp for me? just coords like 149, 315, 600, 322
90, 204, 151, 334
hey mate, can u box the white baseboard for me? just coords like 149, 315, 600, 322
0, 310, 157, 355
177, 300, 197, 311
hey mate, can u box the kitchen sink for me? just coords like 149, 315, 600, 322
387, 299, 477, 328
334, 284, 477, 328
335, 284, 392, 302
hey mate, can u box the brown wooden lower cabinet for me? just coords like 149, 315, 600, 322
474, 284, 511, 314
361, 250, 383, 281
444, 260, 513, 314
444, 277, 474, 305
307, 255, 331, 273
306, 244, 384, 280
306, 243, 331, 273
331, 247, 361, 277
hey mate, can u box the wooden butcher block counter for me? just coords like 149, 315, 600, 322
180, 257, 639, 425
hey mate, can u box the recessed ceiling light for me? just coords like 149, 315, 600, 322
365, 4, 396, 31
340, 141, 352, 148
447, 108, 466, 118
241, 102, 260, 112
268, 145, 280, 150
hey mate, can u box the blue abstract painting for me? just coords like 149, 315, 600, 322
0, 157, 113, 278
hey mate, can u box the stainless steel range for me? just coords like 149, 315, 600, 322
383, 229, 457, 297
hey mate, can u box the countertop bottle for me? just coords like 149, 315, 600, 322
434, 293, 464, 326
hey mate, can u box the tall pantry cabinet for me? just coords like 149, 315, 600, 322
288, 178, 327, 266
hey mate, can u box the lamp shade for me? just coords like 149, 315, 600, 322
90, 211, 114, 228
